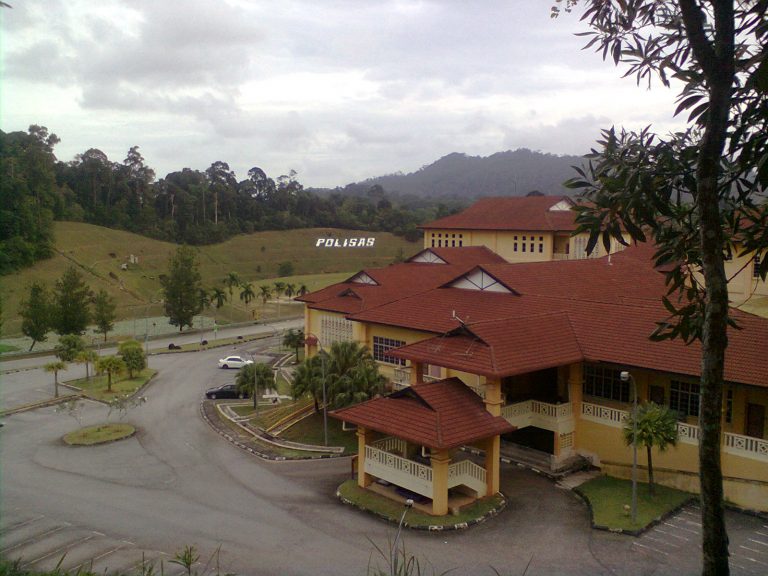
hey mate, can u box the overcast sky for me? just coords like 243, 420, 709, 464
1, 0, 684, 188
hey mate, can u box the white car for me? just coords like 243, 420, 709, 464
217, 355, 253, 369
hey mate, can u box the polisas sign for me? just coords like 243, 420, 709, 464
315, 237, 376, 248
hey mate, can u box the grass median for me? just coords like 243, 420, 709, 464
67, 368, 156, 402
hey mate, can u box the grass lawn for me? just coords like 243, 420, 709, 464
0, 343, 19, 353
68, 368, 156, 402
279, 411, 359, 453
63, 423, 135, 445
576, 475, 693, 532
338, 480, 505, 527
231, 397, 313, 429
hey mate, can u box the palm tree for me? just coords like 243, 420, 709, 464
210, 286, 227, 333
273, 281, 287, 300
44, 361, 67, 398
237, 363, 275, 409
324, 341, 383, 409
292, 355, 326, 413
239, 282, 256, 315
297, 284, 309, 297
284, 283, 297, 300
623, 402, 679, 496
258, 285, 272, 306
96, 356, 126, 393
75, 349, 98, 380
282, 329, 305, 362
224, 272, 241, 303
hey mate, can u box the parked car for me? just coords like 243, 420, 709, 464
217, 355, 253, 369
205, 384, 247, 400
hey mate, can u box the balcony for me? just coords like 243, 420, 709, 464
501, 399, 574, 435
365, 438, 488, 499
581, 402, 768, 463
392, 367, 410, 389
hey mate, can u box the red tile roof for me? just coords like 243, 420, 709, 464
330, 378, 515, 449
408, 246, 509, 266
420, 196, 578, 232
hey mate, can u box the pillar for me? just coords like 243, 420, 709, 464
568, 363, 583, 447
356, 427, 375, 488
430, 449, 450, 516
484, 378, 503, 416
410, 362, 424, 385
483, 435, 500, 495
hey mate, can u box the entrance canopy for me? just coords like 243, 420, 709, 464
331, 378, 514, 450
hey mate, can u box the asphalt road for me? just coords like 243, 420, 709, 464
2, 332, 766, 575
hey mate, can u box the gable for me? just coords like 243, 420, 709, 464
447, 268, 513, 293
408, 249, 448, 264
348, 272, 378, 285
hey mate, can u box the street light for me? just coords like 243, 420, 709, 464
247, 352, 259, 414
304, 333, 328, 447
391, 498, 414, 576
620, 370, 638, 524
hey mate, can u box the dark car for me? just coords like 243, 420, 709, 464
205, 384, 247, 400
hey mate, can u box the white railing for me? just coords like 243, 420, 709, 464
365, 445, 433, 498
422, 374, 441, 383
724, 432, 768, 463
502, 399, 574, 434
552, 253, 570, 261
677, 422, 701, 445
448, 459, 487, 497
372, 436, 407, 455
581, 402, 628, 428
392, 367, 410, 387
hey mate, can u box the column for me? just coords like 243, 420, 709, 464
410, 362, 424, 385
568, 363, 583, 447
430, 449, 450, 516
357, 427, 375, 488
484, 378, 503, 416
483, 435, 500, 495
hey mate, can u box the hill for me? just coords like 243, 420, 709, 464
335, 149, 583, 199
0, 222, 419, 337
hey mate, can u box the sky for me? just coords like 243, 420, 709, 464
0, 0, 685, 188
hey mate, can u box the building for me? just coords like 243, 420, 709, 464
299, 241, 768, 515
419, 195, 628, 262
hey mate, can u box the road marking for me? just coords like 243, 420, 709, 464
642, 534, 680, 548
21, 535, 95, 568
1, 526, 66, 553
663, 521, 700, 535
651, 527, 689, 541
748, 539, 768, 548
0, 515, 46, 534
633, 542, 668, 556
71, 545, 125, 573
738, 547, 768, 564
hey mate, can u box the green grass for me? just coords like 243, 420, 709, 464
63, 423, 135, 445
67, 369, 156, 402
1, 222, 420, 337
338, 480, 505, 526
232, 396, 313, 429
279, 411, 359, 453
576, 475, 693, 531
0, 343, 19, 353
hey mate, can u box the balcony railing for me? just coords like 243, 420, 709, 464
448, 458, 487, 497
392, 367, 410, 388
581, 402, 768, 463
502, 399, 574, 434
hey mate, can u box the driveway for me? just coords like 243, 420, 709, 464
1, 344, 765, 575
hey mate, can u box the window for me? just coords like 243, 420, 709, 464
583, 364, 630, 402
670, 380, 700, 417
539, 236, 544, 253
754, 253, 762, 279
373, 336, 406, 366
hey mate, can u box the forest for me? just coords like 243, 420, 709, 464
0, 125, 467, 275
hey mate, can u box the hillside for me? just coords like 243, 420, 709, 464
0, 222, 419, 337
340, 149, 583, 198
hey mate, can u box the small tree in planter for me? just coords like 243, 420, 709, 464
623, 402, 679, 496
96, 355, 126, 393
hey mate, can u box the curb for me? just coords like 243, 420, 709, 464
198, 401, 346, 461
63, 424, 138, 447
571, 487, 697, 537
0, 394, 84, 416
336, 488, 507, 532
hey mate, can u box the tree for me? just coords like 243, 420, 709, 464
19, 281, 50, 350
555, 2, 767, 573
297, 284, 309, 297
237, 362, 275, 409
75, 349, 98, 380
210, 286, 227, 328
277, 261, 294, 277
96, 355, 125, 392
44, 361, 67, 398
239, 282, 255, 314
273, 281, 286, 300
284, 283, 296, 300
292, 355, 325, 413
624, 402, 679, 496
224, 271, 241, 302
161, 246, 203, 332
92, 289, 116, 342
258, 285, 272, 305
324, 341, 384, 408
55, 334, 85, 362
282, 329, 305, 361
119, 340, 146, 379
52, 266, 91, 335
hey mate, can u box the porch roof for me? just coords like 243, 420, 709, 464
389, 313, 584, 378
330, 378, 515, 450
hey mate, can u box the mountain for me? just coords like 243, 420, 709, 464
336, 149, 584, 199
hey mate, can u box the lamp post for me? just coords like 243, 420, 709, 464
248, 352, 259, 414
391, 498, 414, 576
621, 370, 638, 524
304, 333, 328, 447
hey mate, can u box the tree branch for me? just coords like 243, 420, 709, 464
678, 0, 718, 79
